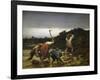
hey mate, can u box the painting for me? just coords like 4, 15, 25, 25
23, 11, 90, 68
11, 1, 97, 79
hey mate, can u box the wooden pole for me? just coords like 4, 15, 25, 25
49, 29, 54, 42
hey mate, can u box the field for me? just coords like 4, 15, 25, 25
23, 48, 89, 69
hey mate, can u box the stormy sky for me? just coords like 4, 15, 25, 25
22, 11, 89, 38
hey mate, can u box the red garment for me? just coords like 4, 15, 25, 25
39, 43, 49, 57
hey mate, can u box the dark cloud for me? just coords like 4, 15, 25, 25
23, 11, 89, 29
22, 11, 89, 38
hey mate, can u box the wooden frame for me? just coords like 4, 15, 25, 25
11, 1, 97, 79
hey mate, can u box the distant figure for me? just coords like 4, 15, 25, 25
65, 33, 74, 53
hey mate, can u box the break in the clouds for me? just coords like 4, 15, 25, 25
22, 11, 89, 38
